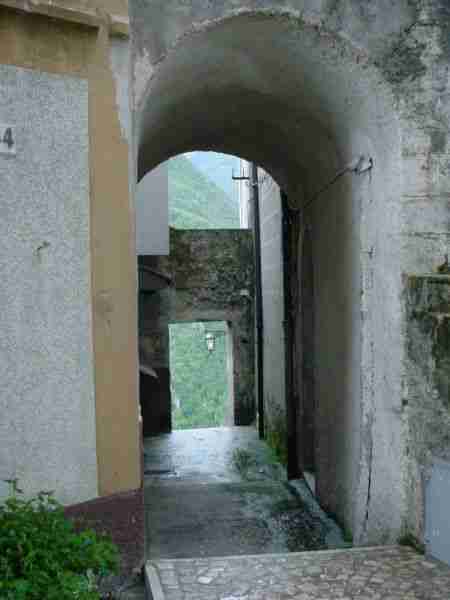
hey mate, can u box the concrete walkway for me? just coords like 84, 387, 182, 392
144, 427, 284, 484
144, 427, 347, 560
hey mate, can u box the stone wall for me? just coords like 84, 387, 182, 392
404, 274, 450, 560
139, 229, 255, 434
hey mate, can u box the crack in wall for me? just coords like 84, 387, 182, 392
363, 434, 374, 537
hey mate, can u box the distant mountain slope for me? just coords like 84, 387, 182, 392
186, 151, 240, 202
169, 154, 239, 229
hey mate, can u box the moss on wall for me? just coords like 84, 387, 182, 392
139, 229, 255, 429
264, 400, 288, 466
404, 274, 450, 542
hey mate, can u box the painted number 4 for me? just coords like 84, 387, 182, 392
0, 124, 16, 155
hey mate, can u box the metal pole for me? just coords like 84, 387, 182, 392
281, 191, 300, 479
251, 163, 264, 439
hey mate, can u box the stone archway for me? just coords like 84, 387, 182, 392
130, 1, 450, 547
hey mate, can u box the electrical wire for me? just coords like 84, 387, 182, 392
287, 155, 373, 213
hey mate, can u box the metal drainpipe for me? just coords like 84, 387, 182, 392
281, 191, 300, 479
251, 163, 265, 439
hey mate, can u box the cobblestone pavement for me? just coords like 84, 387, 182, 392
146, 546, 450, 600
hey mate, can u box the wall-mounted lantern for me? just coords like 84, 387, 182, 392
205, 332, 216, 353
205, 329, 226, 353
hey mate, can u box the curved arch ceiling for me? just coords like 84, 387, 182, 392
137, 13, 399, 197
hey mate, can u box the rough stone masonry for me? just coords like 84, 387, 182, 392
139, 229, 255, 435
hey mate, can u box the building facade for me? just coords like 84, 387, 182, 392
0, 1, 144, 569
1, 0, 450, 568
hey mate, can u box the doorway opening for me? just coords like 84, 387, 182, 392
169, 321, 234, 430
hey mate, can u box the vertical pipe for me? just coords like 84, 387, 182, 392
281, 191, 300, 479
225, 322, 235, 427
251, 163, 264, 439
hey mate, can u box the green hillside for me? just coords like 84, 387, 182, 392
168, 154, 239, 229
170, 322, 229, 430
168, 153, 239, 430
186, 151, 241, 199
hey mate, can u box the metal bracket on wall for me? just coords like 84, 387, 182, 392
138, 264, 173, 295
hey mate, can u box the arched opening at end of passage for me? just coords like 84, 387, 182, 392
134, 9, 404, 539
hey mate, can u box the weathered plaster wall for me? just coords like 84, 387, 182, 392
259, 175, 287, 459
136, 164, 169, 255
303, 163, 365, 538
0, 4, 141, 501
1, 0, 129, 33
139, 229, 255, 434
87, 15, 141, 499
404, 275, 450, 561
0, 64, 97, 505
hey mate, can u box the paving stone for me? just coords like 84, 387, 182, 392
146, 547, 450, 600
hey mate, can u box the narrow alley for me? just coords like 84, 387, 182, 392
3, 5, 450, 600
142, 428, 450, 600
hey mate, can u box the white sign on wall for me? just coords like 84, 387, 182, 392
0, 124, 16, 156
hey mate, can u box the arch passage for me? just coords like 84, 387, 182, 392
131, 3, 448, 547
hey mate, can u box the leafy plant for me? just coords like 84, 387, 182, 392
398, 531, 425, 554
231, 448, 256, 478
169, 154, 239, 230
0, 480, 118, 600
266, 426, 288, 467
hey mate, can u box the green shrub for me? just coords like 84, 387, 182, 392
0, 480, 118, 600
266, 426, 288, 467
231, 448, 256, 478
398, 531, 425, 554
